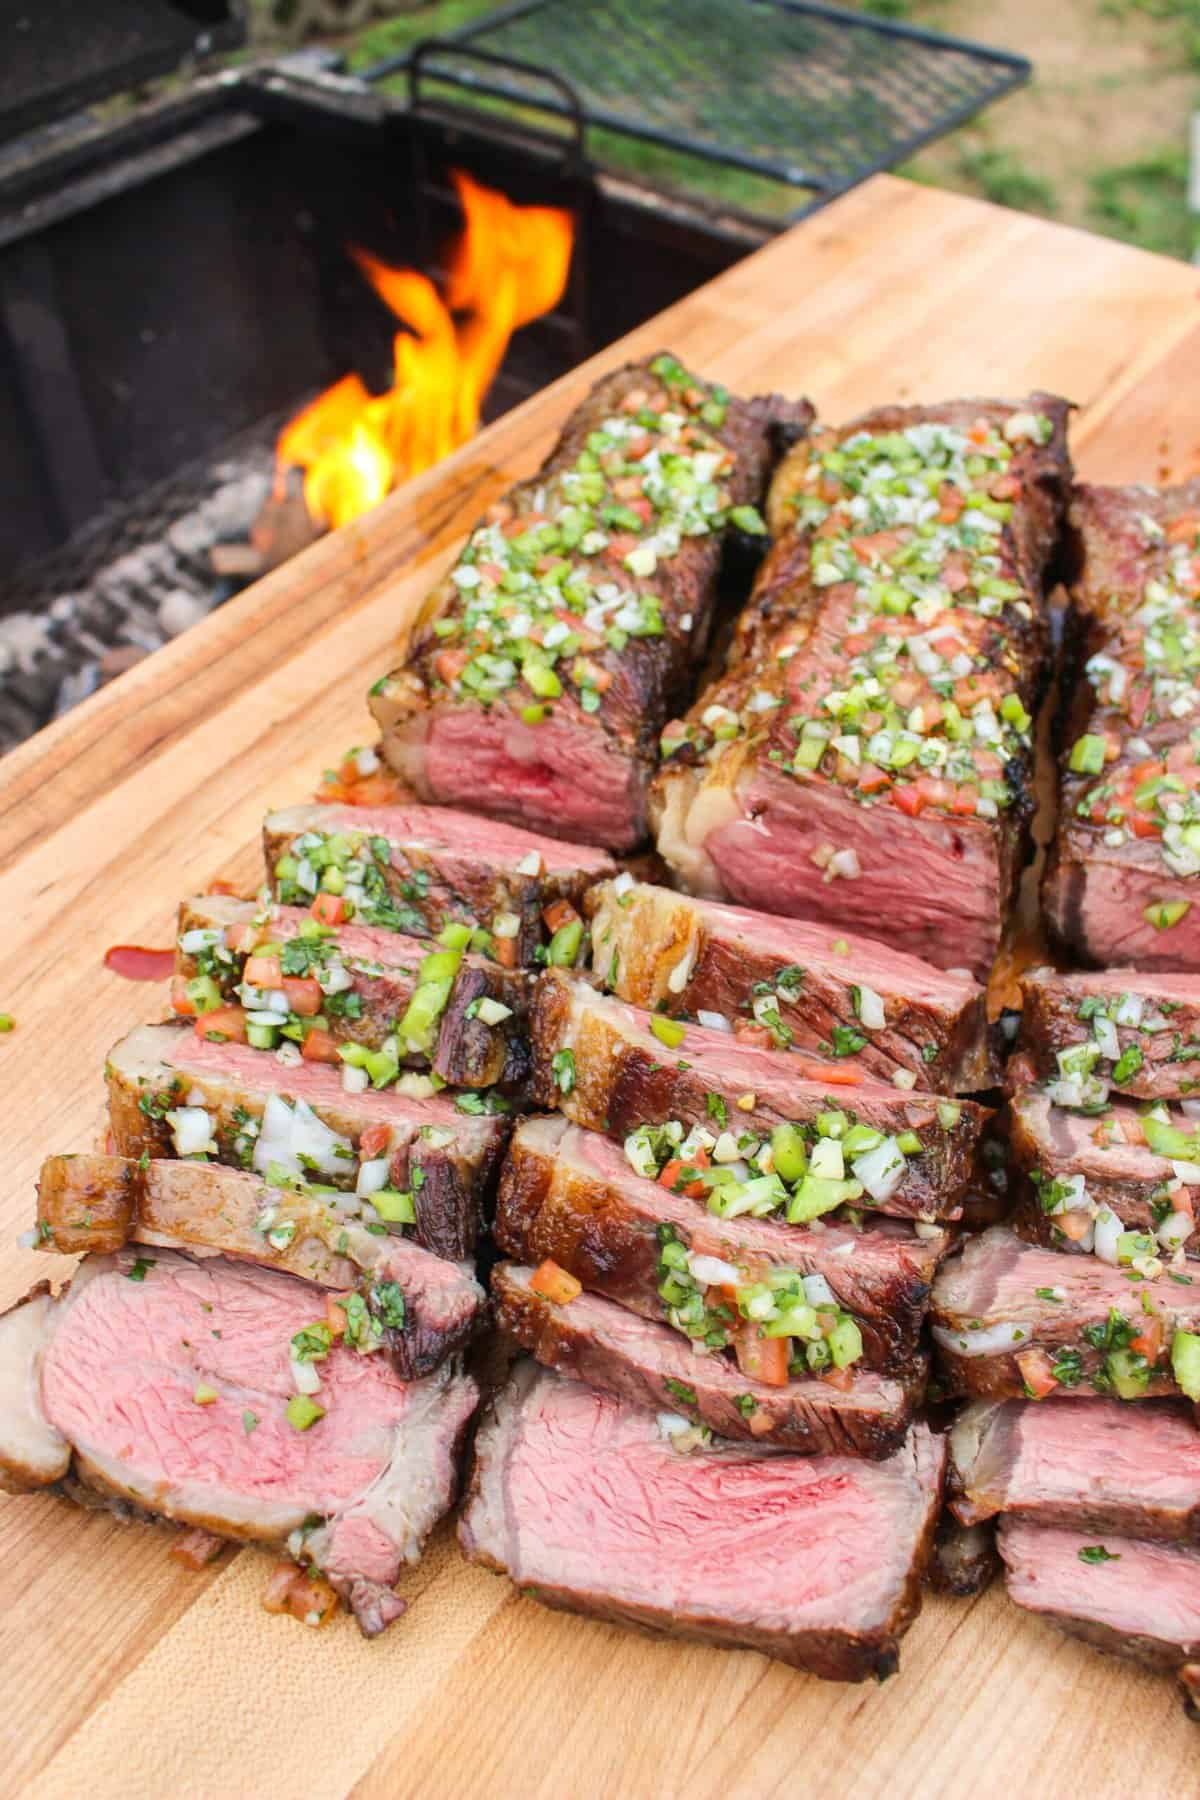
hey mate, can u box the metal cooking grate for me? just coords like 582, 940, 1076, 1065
367, 0, 1029, 224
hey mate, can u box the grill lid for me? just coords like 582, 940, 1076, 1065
2, 0, 243, 144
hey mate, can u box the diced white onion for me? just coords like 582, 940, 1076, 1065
855, 984, 886, 1031
356, 1157, 390, 1198
826, 848, 862, 881
252, 1093, 352, 1182
515, 851, 543, 876
275, 1043, 302, 1068
891, 1069, 918, 1091
1092, 1016, 1120, 1061
697, 1010, 732, 1033
354, 746, 380, 776
802, 1272, 836, 1308
852, 1136, 906, 1202
179, 928, 223, 954
492, 911, 520, 939
1092, 1208, 1124, 1265
932, 1320, 1028, 1356
290, 1357, 322, 1396
611, 871, 634, 898
1158, 1209, 1193, 1249
712, 1132, 741, 1164
667, 946, 696, 994
166, 1106, 216, 1157
1172, 1160, 1200, 1185
475, 997, 513, 1026
1182, 1100, 1200, 1120
342, 1064, 369, 1094
687, 1252, 740, 1287
1112, 992, 1144, 1028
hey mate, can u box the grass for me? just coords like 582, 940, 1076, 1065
1087, 145, 1195, 257
1103, 0, 1200, 68
952, 145, 1058, 215
342, 1, 502, 72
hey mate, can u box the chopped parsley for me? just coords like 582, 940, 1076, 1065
1078, 1545, 1121, 1565
551, 1048, 576, 1095
126, 1257, 155, 1282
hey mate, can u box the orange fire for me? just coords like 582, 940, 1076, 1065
276, 171, 574, 530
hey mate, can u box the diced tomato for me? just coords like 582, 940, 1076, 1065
225, 921, 262, 955
733, 1324, 789, 1387
820, 1365, 854, 1392
604, 533, 638, 564
916, 775, 955, 811
630, 497, 653, 525
434, 648, 469, 687
205, 880, 238, 897
732, 1021, 773, 1049
624, 433, 653, 460
479, 561, 505, 585
989, 473, 1021, 501
171, 975, 196, 1017
1056, 1209, 1094, 1242
795, 1058, 863, 1086
1167, 515, 1200, 544
528, 1259, 582, 1304
261, 1561, 339, 1627
194, 1006, 247, 1044
967, 422, 991, 447
245, 955, 282, 989
857, 762, 890, 795
542, 898, 580, 933
325, 1292, 353, 1335
620, 388, 649, 414
171, 1527, 224, 1571
494, 934, 518, 969
1016, 1348, 1059, 1399
301, 1026, 340, 1063
747, 1407, 776, 1436
360, 1123, 391, 1159
951, 785, 978, 816
890, 676, 922, 709
659, 1150, 709, 1199
892, 783, 926, 818
850, 531, 901, 563
1129, 811, 1161, 839
842, 633, 871, 656
344, 771, 407, 807
937, 483, 965, 524
1131, 1318, 1166, 1363
282, 976, 323, 1017
485, 500, 514, 525
311, 893, 349, 926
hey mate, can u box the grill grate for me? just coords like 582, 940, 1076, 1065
368, 0, 1029, 225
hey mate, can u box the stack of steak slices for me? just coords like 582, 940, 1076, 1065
932, 963, 1200, 1682
651, 396, 1072, 979
1, 796, 624, 1636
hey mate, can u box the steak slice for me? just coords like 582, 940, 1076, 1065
585, 878, 991, 1092
263, 801, 613, 966
999, 1519, 1200, 1674
531, 969, 985, 1222
0, 1251, 478, 1635
368, 355, 810, 851
35, 1154, 484, 1380
495, 1115, 945, 1378
176, 894, 530, 1093
105, 1021, 510, 1261
652, 396, 1071, 978
1044, 482, 1200, 970
1018, 964, 1200, 1101
491, 1263, 925, 1457
930, 1225, 1200, 1402
1009, 1083, 1199, 1259
949, 1397, 1200, 1540
459, 1359, 945, 1678
927, 1515, 998, 1597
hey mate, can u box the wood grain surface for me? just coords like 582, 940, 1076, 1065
3, 176, 1200, 1799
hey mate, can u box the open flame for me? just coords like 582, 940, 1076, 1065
276, 171, 574, 530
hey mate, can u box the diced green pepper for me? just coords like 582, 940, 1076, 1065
1145, 900, 1191, 931
286, 1394, 325, 1431
185, 975, 222, 1015
1069, 734, 1107, 775
828, 1318, 864, 1369
548, 919, 583, 966
650, 1015, 685, 1049
770, 1123, 808, 1184
1105, 1348, 1149, 1401
371, 1188, 416, 1225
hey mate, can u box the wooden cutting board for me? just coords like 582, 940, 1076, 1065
3, 175, 1200, 1799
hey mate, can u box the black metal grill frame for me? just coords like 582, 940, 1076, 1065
363, 0, 1029, 227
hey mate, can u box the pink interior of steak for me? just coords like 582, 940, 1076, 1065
704, 762, 1000, 978
1015, 1088, 1173, 1182
962, 1399, 1200, 1521
421, 708, 644, 851
41, 1252, 411, 1523
933, 1227, 1185, 1332
303, 802, 614, 876
247, 905, 426, 972
489, 1367, 936, 1624
1001, 1519, 1200, 1646
168, 1032, 471, 1130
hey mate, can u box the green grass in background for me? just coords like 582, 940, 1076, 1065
1087, 145, 1193, 255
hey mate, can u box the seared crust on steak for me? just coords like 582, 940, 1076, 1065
0, 1285, 70, 1494
927, 1514, 998, 1597
459, 1360, 945, 1678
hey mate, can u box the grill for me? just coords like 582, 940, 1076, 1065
368, 0, 1029, 225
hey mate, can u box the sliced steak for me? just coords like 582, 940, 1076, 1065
931, 1225, 1200, 1403
1019, 964, 1200, 1101
949, 1397, 1200, 1540
264, 801, 613, 965
928, 1514, 998, 1597
652, 396, 1071, 978
0, 1287, 70, 1493
0, 1251, 478, 1635
459, 1359, 945, 1677
369, 355, 810, 850
35, 1154, 484, 1380
531, 969, 985, 1222
491, 1263, 925, 1457
1044, 482, 1200, 969
1009, 1082, 1200, 1259
105, 1021, 510, 1261
176, 894, 530, 1093
999, 1519, 1200, 1674
495, 1114, 945, 1377
585, 878, 991, 1092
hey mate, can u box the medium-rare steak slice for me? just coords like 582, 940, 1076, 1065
495, 1115, 944, 1378
652, 396, 1071, 978
531, 969, 984, 1223
949, 1397, 1200, 1540
1009, 1083, 1199, 1261
585, 878, 991, 1092
368, 355, 810, 851
1018, 964, 1200, 1101
263, 801, 613, 966
931, 1225, 1200, 1404
105, 1021, 510, 1261
175, 894, 529, 1093
0, 1250, 478, 1635
1044, 482, 1200, 969
999, 1519, 1200, 1675
35, 1154, 484, 1380
491, 1263, 926, 1457
459, 1359, 944, 1677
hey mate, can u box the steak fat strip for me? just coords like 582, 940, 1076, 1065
264, 800, 614, 967
999, 1519, 1200, 1677
106, 1021, 511, 1262
586, 877, 991, 1093
531, 967, 985, 1224
652, 396, 1071, 978
930, 1224, 1200, 1404
1018, 964, 1200, 1102
175, 894, 530, 1094
950, 1397, 1200, 1541
35, 1153, 485, 1380
368, 354, 811, 851
496, 1114, 945, 1380
0, 1251, 478, 1636
459, 1359, 944, 1678
1044, 481, 1200, 969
